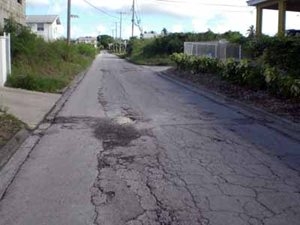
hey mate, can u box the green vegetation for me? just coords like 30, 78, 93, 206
2, 19, 96, 93
125, 38, 172, 65
0, 112, 24, 148
125, 31, 244, 65
171, 35, 300, 99
97, 35, 114, 49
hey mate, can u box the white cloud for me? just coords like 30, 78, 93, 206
26, 0, 300, 38
170, 24, 184, 33
97, 25, 106, 34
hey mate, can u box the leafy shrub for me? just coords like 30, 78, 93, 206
263, 65, 300, 98
170, 53, 220, 74
221, 59, 241, 84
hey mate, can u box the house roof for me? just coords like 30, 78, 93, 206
247, 0, 268, 6
26, 15, 61, 25
247, 0, 300, 11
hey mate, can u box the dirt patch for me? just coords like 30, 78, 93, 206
167, 68, 300, 123
0, 113, 24, 149
94, 119, 141, 149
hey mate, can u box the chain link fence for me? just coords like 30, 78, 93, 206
184, 41, 242, 60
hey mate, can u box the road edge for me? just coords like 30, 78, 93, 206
157, 70, 300, 142
0, 69, 88, 200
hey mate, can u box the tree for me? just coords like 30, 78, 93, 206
247, 25, 255, 38
97, 35, 114, 49
162, 28, 168, 36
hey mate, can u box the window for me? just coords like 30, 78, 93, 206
17, 0, 22, 4
37, 23, 44, 31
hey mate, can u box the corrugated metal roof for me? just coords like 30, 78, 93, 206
247, 0, 268, 6
26, 15, 61, 25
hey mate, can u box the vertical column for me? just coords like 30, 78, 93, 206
5, 33, 11, 75
256, 6, 263, 36
0, 36, 7, 87
278, 0, 286, 36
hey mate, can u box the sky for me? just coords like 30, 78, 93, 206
26, 0, 300, 39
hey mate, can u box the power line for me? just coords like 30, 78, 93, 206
81, 0, 118, 19
152, 0, 248, 8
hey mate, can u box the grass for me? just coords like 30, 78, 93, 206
0, 112, 24, 148
128, 54, 173, 66
6, 40, 96, 93
2, 20, 97, 93
126, 38, 174, 66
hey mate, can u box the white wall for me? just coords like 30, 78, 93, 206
29, 23, 59, 41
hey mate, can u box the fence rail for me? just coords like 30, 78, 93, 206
184, 41, 242, 61
0, 33, 11, 87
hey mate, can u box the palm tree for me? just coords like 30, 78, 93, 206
247, 25, 255, 38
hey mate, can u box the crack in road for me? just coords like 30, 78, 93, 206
90, 57, 300, 225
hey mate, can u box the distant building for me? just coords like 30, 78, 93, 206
77, 36, 97, 48
0, 0, 26, 28
143, 31, 158, 39
26, 15, 61, 41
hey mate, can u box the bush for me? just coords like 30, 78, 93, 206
221, 59, 265, 89
263, 65, 300, 98
170, 53, 220, 74
171, 53, 300, 99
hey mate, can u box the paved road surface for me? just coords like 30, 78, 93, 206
0, 53, 299, 225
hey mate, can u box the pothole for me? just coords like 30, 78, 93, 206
94, 119, 141, 149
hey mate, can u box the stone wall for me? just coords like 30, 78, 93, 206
0, 0, 26, 28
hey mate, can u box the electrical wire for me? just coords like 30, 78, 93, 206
151, 0, 249, 8
81, 0, 119, 19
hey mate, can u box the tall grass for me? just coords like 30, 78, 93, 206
3, 19, 96, 93
126, 38, 173, 65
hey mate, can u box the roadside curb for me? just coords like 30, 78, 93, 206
0, 128, 30, 170
157, 71, 300, 142
0, 70, 88, 200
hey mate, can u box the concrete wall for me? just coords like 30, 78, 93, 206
0, 0, 26, 28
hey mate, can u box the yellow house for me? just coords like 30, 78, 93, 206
247, 0, 300, 36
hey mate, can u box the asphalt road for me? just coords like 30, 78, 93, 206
0, 53, 299, 225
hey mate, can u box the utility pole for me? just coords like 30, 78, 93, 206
67, 0, 71, 44
119, 12, 123, 53
115, 22, 118, 52
131, 0, 135, 38
115, 22, 118, 40
119, 12, 123, 40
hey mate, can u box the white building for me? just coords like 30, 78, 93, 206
77, 36, 97, 48
26, 15, 61, 41
143, 31, 158, 39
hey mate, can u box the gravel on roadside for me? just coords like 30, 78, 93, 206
168, 68, 300, 123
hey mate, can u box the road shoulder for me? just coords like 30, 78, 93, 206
157, 69, 300, 142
